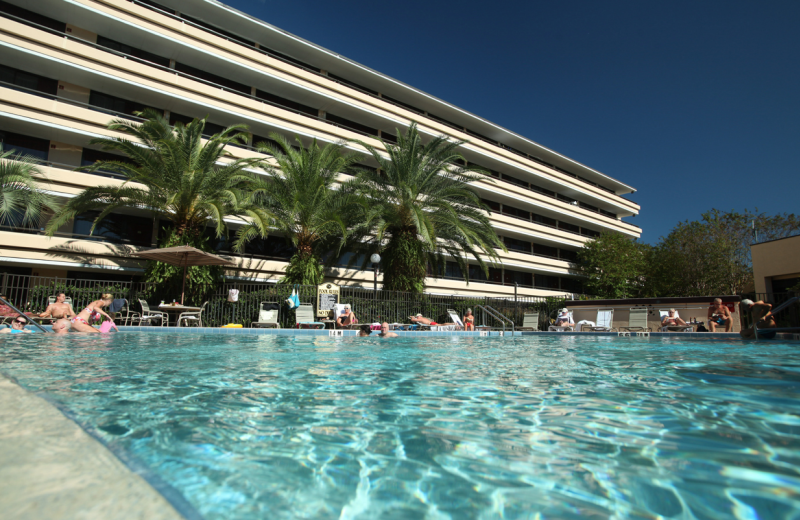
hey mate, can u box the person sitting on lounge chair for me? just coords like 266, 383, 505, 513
707, 298, 733, 332
554, 309, 574, 327
39, 292, 76, 320
740, 299, 778, 339
336, 304, 357, 328
410, 313, 436, 325
463, 308, 475, 331
661, 308, 686, 328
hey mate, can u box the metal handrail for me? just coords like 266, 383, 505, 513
475, 304, 514, 333
0, 296, 49, 332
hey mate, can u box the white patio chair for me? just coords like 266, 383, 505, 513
177, 301, 207, 327
621, 308, 650, 332
517, 312, 540, 331
295, 304, 325, 329
252, 302, 280, 328
137, 299, 168, 326
581, 308, 616, 331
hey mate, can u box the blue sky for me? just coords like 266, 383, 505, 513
222, 0, 799, 243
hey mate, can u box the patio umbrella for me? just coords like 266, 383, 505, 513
131, 245, 235, 304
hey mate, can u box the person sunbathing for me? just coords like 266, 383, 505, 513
39, 292, 76, 320
336, 304, 357, 327
661, 309, 687, 327
740, 299, 777, 339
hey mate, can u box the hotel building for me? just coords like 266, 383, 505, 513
0, 0, 641, 297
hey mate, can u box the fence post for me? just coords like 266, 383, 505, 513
1, 272, 6, 295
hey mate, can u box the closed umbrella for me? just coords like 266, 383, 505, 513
131, 245, 235, 304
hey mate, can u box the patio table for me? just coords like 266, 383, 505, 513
158, 304, 201, 326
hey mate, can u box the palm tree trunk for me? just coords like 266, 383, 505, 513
383, 228, 427, 293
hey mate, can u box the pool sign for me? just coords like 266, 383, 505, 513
317, 283, 340, 318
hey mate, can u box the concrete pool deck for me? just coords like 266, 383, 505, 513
0, 374, 187, 520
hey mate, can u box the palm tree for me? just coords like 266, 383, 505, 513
353, 122, 505, 293
46, 109, 271, 247
46, 109, 273, 297
0, 150, 58, 228
241, 133, 363, 285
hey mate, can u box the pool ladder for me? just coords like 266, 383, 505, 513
474, 305, 515, 334
754, 296, 799, 341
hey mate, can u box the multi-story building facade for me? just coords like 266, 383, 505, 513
0, 0, 641, 297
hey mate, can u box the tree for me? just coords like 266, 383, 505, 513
353, 123, 505, 293
241, 134, 363, 285
0, 150, 58, 228
574, 230, 650, 298
46, 110, 272, 296
648, 209, 800, 297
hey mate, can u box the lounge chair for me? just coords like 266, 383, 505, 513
549, 310, 574, 331
252, 302, 280, 328
177, 301, 208, 327
659, 310, 693, 332
517, 312, 540, 331
581, 308, 616, 332
621, 308, 651, 332
113, 299, 140, 326
47, 296, 73, 306
295, 304, 325, 329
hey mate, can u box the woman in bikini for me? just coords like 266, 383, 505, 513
463, 308, 475, 331
71, 293, 115, 333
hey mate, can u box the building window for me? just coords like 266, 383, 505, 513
559, 249, 578, 263
0, 0, 66, 33
73, 211, 153, 246
169, 113, 226, 137
175, 62, 250, 94
504, 236, 531, 254
325, 113, 377, 137
255, 89, 318, 117
81, 148, 132, 178
535, 274, 560, 290
501, 173, 529, 189
533, 243, 559, 259
501, 204, 530, 221
0, 131, 49, 161
0, 64, 58, 96
96, 35, 170, 68
532, 213, 557, 228
558, 221, 581, 234
89, 91, 152, 118
504, 269, 533, 287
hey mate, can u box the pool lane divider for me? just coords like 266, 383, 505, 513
0, 371, 204, 520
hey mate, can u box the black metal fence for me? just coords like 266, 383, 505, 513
0, 273, 578, 330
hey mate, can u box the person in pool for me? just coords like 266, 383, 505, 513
358, 325, 371, 337
71, 293, 116, 333
378, 322, 398, 338
1, 316, 33, 334
39, 292, 76, 320
739, 299, 778, 339
52, 318, 72, 334
707, 298, 733, 332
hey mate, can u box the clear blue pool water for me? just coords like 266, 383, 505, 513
2, 333, 800, 519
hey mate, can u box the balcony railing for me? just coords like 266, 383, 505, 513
1, 5, 624, 198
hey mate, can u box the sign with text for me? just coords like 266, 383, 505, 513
317, 283, 340, 318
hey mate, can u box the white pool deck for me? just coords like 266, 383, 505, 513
0, 374, 188, 520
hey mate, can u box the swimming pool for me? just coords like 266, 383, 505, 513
2, 333, 800, 519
